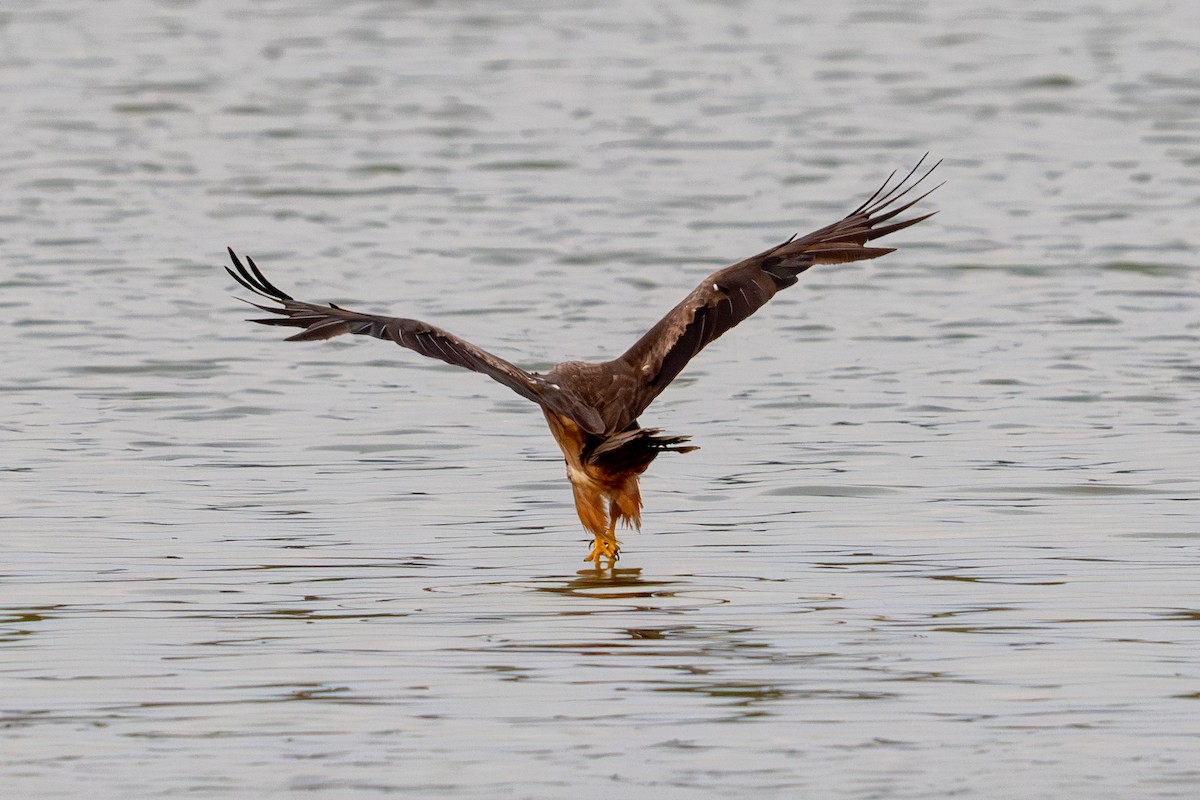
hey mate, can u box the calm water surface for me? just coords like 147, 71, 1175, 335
3, 1, 1199, 797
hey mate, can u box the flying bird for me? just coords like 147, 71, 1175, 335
226, 157, 939, 564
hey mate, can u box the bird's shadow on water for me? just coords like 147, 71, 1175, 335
514, 565, 741, 610
532, 566, 664, 599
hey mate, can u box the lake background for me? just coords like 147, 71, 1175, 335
2, 1, 1198, 797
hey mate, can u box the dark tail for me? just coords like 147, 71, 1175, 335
586, 427, 698, 473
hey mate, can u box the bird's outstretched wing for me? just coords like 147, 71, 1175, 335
225, 249, 607, 433
613, 156, 941, 427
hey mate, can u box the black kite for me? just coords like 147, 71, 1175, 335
226, 157, 939, 564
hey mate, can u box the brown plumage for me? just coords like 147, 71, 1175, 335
225, 156, 939, 564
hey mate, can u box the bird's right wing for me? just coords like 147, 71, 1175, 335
611, 156, 940, 428
225, 249, 606, 433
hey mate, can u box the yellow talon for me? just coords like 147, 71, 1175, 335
584, 535, 620, 565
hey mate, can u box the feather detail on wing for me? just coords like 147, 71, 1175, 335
225, 248, 606, 434
613, 155, 941, 427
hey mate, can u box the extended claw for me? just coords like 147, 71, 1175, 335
584, 536, 620, 566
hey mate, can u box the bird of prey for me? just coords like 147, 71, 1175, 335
226, 157, 938, 564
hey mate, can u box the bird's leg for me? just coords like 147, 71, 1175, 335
584, 534, 619, 566
584, 508, 621, 566
601, 505, 624, 565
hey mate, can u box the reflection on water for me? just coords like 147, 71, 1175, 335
4, 0, 1200, 797
537, 566, 661, 598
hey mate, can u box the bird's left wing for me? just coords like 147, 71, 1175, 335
225, 249, 606, 433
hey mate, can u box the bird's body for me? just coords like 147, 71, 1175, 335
226, 157, 938, 564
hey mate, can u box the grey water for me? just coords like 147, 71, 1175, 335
3, 1, 1199, 797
